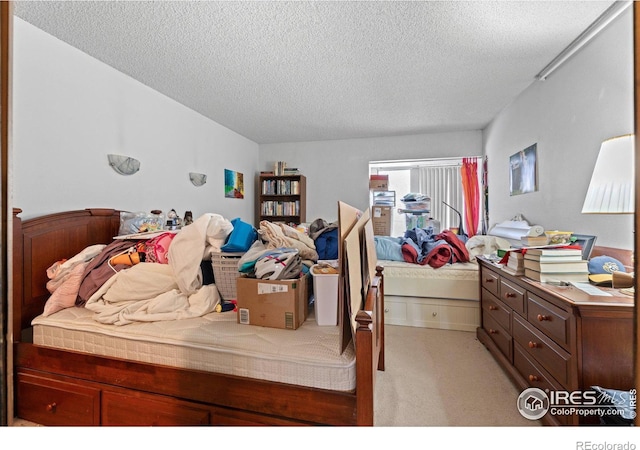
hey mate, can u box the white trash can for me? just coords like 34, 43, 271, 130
311, 263, 339, 326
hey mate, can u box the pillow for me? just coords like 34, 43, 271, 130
374, 236, 404, 261
221, 218, 258, 252
43, 262, 88, 316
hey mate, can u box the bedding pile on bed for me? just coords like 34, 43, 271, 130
44, 213, 235, 325
375, 230, 510, 268
43, 213, 331, 325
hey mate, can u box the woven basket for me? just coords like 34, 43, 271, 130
210, 252, 243, 300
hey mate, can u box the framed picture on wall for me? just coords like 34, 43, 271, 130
224, 169, 244, 199
509, 143, 538, 196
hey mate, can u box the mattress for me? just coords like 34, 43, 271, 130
31, 306, 356, 392
379, 260, 479, 300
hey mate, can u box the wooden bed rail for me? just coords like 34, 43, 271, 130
355, 265, 385, 425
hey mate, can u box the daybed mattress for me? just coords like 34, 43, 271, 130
379, 260, 479, 300
31, 307, 356, 392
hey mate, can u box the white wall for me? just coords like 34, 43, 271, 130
13, 18, 259, 222
260, 131, 482, 223
484, 8, 633, 250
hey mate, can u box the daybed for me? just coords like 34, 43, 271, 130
11, 207, 384, 426
376, 233, 508, 332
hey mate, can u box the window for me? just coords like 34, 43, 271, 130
369, 157, 482, 236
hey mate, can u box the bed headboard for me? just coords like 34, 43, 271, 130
12, 208, 121, 342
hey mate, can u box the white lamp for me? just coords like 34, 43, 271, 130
581, 134, 635, 214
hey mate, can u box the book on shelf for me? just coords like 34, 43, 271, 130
523, 252, 584, 262
524, 247, 583, 257
523, 259, 588, 273
274, 161, 287, 176
520, 235, 549, 246
524, 268, 589, 283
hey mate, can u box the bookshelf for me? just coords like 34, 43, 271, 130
257, 174, 306, 226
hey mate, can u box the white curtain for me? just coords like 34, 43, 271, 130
414, 165, 464, 231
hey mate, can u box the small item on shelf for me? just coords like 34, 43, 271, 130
184, 211, 193, 226
165, 209, 180, 230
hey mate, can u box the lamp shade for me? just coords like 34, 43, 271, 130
581, 134, 635, 214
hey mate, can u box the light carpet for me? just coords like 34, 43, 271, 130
374, 324, 541, 426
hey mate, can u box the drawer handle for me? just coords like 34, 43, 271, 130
46, 402, 57, 413
504, 292, 516, 298
488, 305, 498, 311
489, 329, 498, 334
528, 341, 539, 349
384, 308, 389, 313
537, 314, 550, 321
528, 375, 539, 382
484, 278, 494, 283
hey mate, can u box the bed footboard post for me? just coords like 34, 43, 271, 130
354, 268, 384, 426
376, 266, 385, 371
355, 308, 374, 426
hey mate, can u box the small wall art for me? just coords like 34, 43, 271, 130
509, 143, 538, 196
224, 169, 244, 199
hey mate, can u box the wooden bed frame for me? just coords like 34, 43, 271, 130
10, 208, 385, 426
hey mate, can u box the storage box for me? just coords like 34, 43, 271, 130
369, 174, 389, 190
236, 275, 309, 330
311, 264, 339, 326
403, 214, 440, 232
372, 206, 392, 236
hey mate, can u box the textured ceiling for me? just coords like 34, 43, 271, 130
14, 1, 616, 144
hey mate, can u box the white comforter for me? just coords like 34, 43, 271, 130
85, 213, 230, 325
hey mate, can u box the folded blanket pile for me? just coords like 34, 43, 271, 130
402, 229, 470, 268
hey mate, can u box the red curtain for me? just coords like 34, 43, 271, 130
461, 157, 480, 237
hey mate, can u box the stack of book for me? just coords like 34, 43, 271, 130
520, 235, 549, 247
502, 251, 525, 276
523, 248, 588, 283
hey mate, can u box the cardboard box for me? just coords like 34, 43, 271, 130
369, 174, 389, 190
236, 276, 309, 330
372, 205, 392, 236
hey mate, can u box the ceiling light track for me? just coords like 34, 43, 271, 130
536, 1, 632, 81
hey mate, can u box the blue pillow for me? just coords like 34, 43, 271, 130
221, 218, 257, 253
374, 236, 404, 261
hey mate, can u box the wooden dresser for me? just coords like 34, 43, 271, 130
476, 256, 634, 426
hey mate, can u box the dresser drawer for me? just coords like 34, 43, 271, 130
482, 290, 511, 332
527, 293, 571, 350
513, 342, 564, 392
483, 313, 512, 361
500, 279, 525, 315
481, 268, 500, 297
513, 344, 576, 426
16, 371, 100, 426
513, 315, 572, 387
